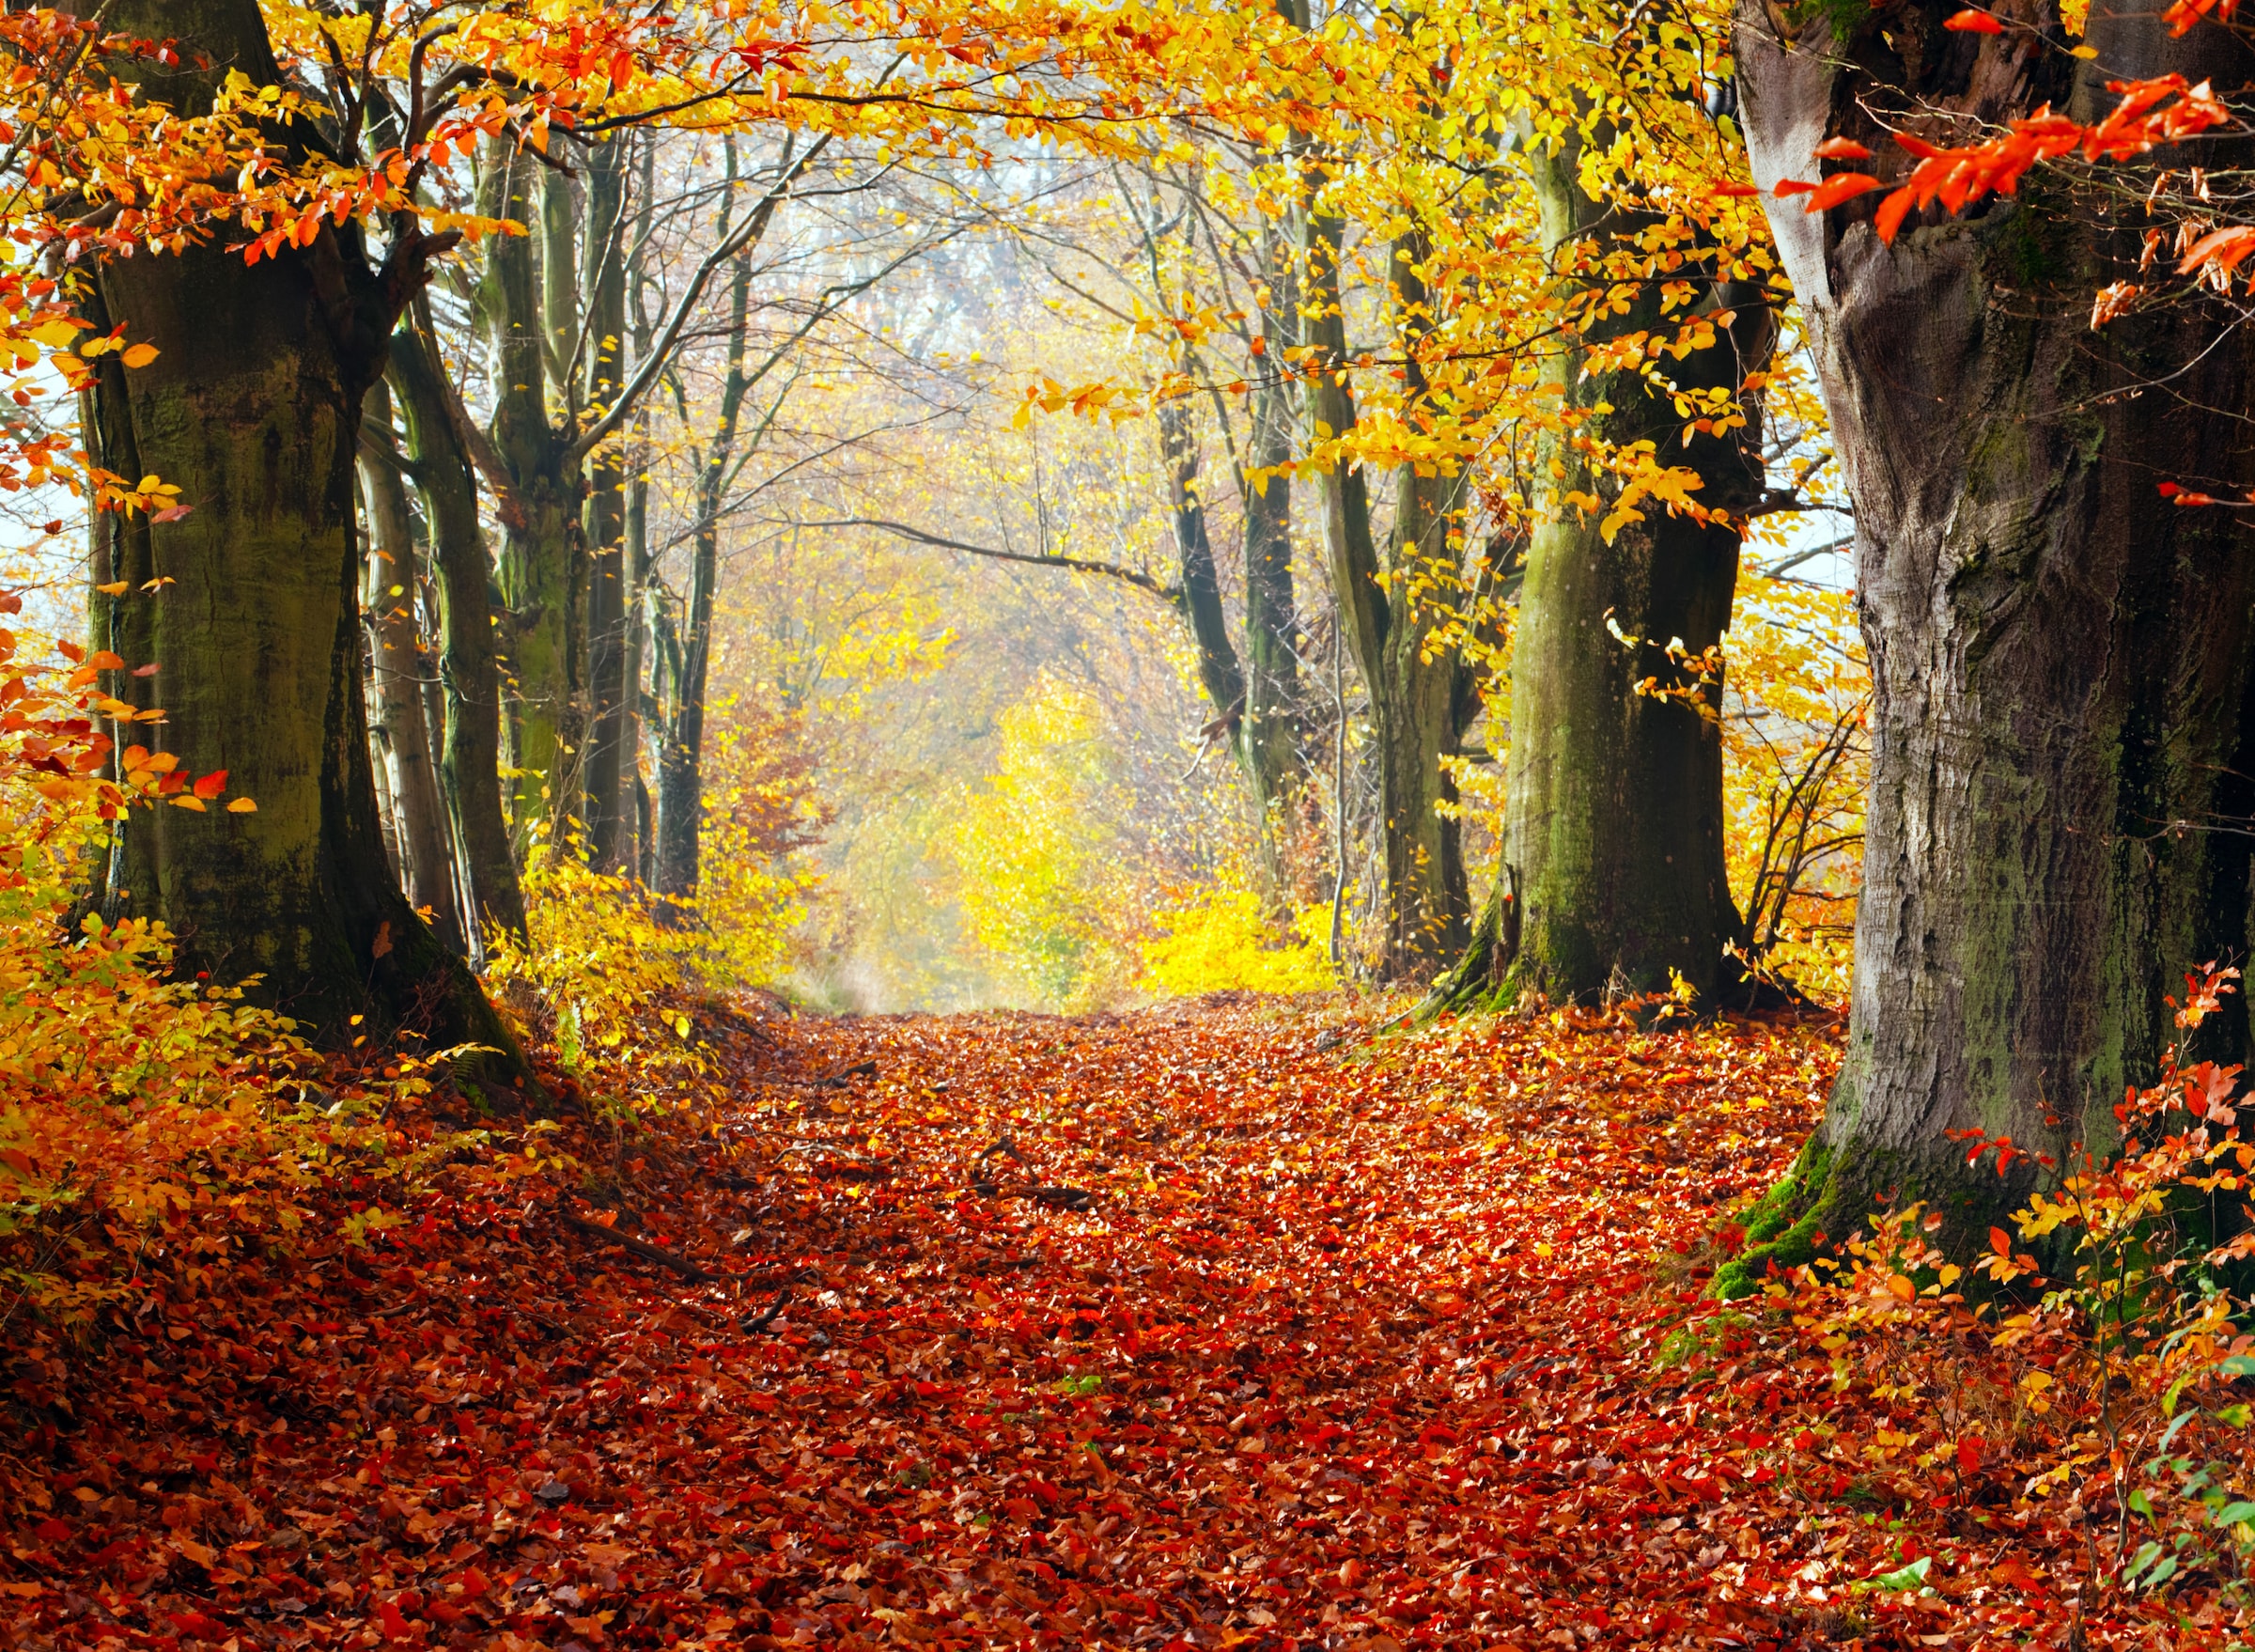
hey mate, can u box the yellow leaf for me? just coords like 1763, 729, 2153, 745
120, 342, 159, 368
95, 581, 129, 596
226, 796, 257, 813
169, 795, 207, 811
30, 318, 85, 348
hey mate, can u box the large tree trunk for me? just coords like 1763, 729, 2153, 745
1721, 0, 2255, 1287
359, 379, 465, 952
388, 311, 530, 943
79, 0, 520, 1060
1435, 133, 1766, 1012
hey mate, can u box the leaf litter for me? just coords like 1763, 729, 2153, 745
0, 997, 2221, 1647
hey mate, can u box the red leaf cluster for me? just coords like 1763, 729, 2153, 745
1773, 76, 2229, 243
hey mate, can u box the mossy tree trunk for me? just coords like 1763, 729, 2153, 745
1434, 133, 1769, 1013
80, 0, 521, 1061
1720, 0, 2255, 1287
474, 137, 583, 852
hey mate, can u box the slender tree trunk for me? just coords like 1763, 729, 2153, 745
475, 137, 582, 850
580, 137, 633, 870
1304, 212, 1471, 979
389, 311, 530, 942
1239, 212, 1304, 851
656, 153, 756, 902
1159, 398, 1248, 730
1720, 0, 2255, 1286
620, 131, 658, 884
1436, 134, 1767, 1012
359, 379, 464, 952
78, 0, 519, 1061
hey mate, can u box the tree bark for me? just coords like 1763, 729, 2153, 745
388, 309, 530, 943
1720, 0, 2255, 1287
78, 0, 521, 1062
359, 378, 464, 952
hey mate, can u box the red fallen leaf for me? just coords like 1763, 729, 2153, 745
1944, 8, 2005, 28
32, 1518, 70, 1543
169, 1612, 226, 1638
1957, 1436, 1983, 1473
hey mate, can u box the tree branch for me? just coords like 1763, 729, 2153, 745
794, 518, 1181, 605
564, 132, 832, 470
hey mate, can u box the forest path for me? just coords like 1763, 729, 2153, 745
9, 996, 2004, 1651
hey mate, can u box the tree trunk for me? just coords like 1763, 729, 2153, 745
79, 0, 521, 1062
580, 137, 633, 870
475, 137, 582, 851
1437, 132, 1766, 1013
1305, 212, 1471, 979
1159, 397, 1249, 732
1720, 0, 2255, 1287
656, 214, 756, 900
359, 379, 464, 952
1238, 213, 1304, 853
388, 310, 530, 942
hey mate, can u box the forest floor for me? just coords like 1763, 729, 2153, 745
0, 997, 2223, 1650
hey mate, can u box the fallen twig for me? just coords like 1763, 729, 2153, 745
561, 1210, 712, 1282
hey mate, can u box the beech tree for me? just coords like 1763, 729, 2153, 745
1724, 0, 2255, 1281
80, 0, 515, 1050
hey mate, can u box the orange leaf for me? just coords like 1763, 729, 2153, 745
1874, 185, 1920, 242
1943, 8, 2005, 29
193, 769, 226, 799
1800, 172, 1882, 211
1771, 178, 1816, 198
226, 796, 257, 813
1989, 1226, 2013, 1256
1706, 180, 1762, 197
88, 649, 124, 670
1813, 137, 1873, 160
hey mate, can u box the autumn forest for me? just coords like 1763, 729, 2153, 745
5, 0, 2255, 1645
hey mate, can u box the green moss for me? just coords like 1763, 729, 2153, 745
1712, 1140, 1835, 1299
1791, 0, 1870, 42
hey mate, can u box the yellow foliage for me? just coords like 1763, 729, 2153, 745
0, 624, 428, 1324
1139, 889, 1335, 997
952, 675, 1141, 1010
